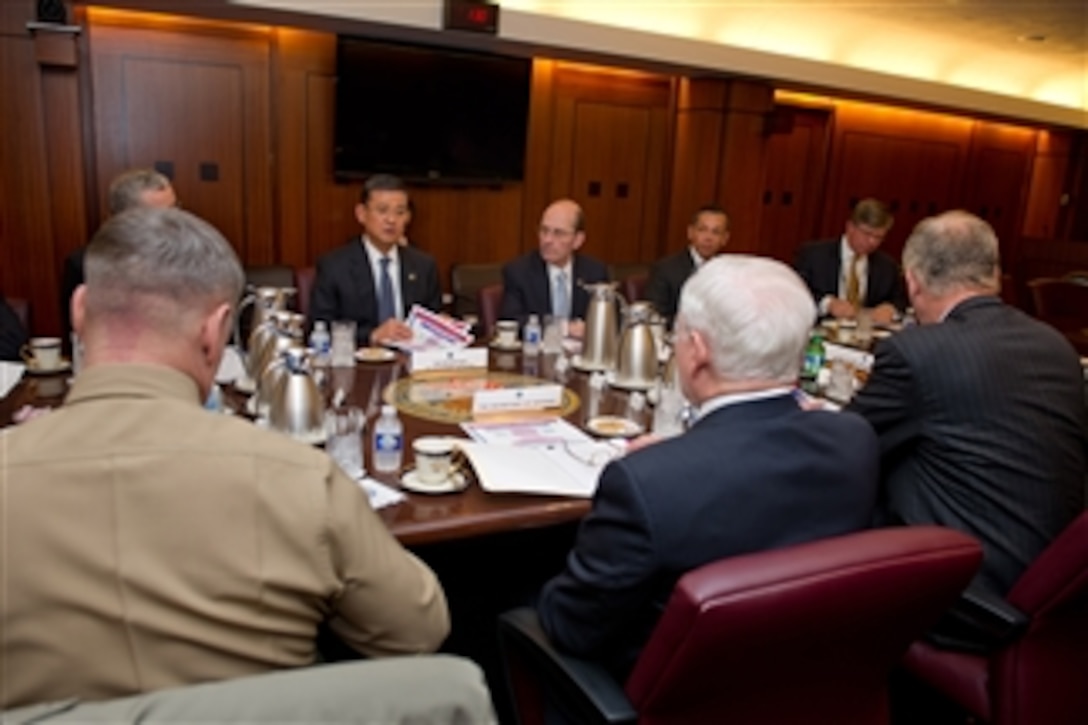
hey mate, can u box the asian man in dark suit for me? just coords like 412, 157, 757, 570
794, 198, 906, 324
847, 210, 1086, 604
309, 175, 442, 346
538, 254, 879, 678
499, 199, 608, 339
645, 203, 729, 327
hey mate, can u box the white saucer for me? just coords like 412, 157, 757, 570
489, 339, 522, 352
570, 354, 611, 372
586, 415, 644, 438
400, 470, 468, 495
24, 359, 72, 376
605, 371, 656, 391
356, 347, 397, 363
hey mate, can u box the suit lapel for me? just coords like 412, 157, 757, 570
349, 240, 378, 316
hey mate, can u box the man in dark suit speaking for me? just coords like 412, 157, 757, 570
309, 174, 441, 346
645, 203, 729, 328
499, 198, 609, 339
848, 210, 1086, 600
538, 255, 879, 677
794, 198, 905, 324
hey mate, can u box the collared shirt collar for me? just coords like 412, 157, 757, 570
696, 386, 796, 421
65, 364, 202, 407
688, 246, 708, 268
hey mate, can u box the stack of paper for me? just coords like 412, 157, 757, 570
458, 418, 624, 498
389, 305, 474, 352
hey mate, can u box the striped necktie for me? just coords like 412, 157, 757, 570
846, 255, 862, 308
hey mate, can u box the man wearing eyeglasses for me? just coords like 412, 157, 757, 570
537, 255, 878, 679
794, 198, 906, 324
309, 174, 442, 346
498, 198, 609, 339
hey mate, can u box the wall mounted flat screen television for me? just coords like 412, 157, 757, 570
334, 37, 532, 184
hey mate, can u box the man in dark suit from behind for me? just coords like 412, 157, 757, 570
847, 210, 1086, 605
309, 174, 442, 346
794, 197, 906, 324
645, 203, 729, 328
0, 295, 28, 361
499, 198, 609, 339
538, 254, 879, 678
61, 168, 178, 342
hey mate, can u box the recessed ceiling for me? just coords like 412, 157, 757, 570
222, 0, 1087, 127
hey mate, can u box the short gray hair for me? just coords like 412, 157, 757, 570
902, 211, 1000, 296
678, 255, 816, 384
108, 168, 173, 215
85, 207, 245, 321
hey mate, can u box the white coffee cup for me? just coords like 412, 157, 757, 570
495, 320, 518, 348
22, 337, 62, 370
413, 436, 456, 484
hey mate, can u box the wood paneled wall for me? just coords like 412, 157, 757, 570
2, 1, 1085, 338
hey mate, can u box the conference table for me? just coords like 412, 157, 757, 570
0, 346, 653, 547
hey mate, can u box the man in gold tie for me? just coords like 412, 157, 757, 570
794, 198, 906, 324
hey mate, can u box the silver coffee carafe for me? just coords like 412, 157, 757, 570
268, 348, 326, 443
615, 302, 659, 387
579, 282, 621, 371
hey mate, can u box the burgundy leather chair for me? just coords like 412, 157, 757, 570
903, 511, 1088, 725
476, 283, 503, 340
500, 527, 982, 725
294, 266, 316, 318
622, 274, 648, 304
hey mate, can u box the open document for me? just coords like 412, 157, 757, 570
458, 418, 626, 497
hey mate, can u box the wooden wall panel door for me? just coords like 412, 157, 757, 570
88, 14, 273, 263
760, 106, 830, 262
540, 64, 672, 265
0, 0, 91, 335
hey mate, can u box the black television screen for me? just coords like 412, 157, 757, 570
334, 37, 532, 184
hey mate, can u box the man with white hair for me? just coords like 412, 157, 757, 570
2, 208, 450, 712
538, 254, 879, 677
847, 210, 1086, 605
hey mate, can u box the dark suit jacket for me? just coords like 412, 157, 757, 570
794, 238, 906, 312
309, 238, 442, 345
0, 295, 27, 361
645, 248, 695, 327
847, 296, 1087, 597
499, 252, 609, 325
537, 395, 879, 677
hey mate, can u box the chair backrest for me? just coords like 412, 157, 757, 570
7, 297, 29, 332
476, 283, 504, 339
451, 263, 502, 318
245, 264, 296, 290
992, 511, 1088, 724
294, 266, 316, 318
622, 274, 648, 304
625, 527, 982, 725
1026, 278, 1088, 331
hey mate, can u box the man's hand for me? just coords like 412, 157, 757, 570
370, 319, 413, 345
869, 303, 897, 325
827, 297, 858, 319
566, 319, 586, 339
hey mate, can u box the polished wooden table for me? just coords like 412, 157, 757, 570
0, 348, 651, 547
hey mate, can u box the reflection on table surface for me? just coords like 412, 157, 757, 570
0, 348, 654, 546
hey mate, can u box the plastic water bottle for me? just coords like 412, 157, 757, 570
309, 320, 331, 368
801, 332, 825, 381
523, 314, 542, 356
372, 404, 404, 473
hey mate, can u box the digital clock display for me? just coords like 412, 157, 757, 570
444, 0, 499, 34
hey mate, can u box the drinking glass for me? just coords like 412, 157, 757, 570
330, 320, 357, 367
326, 405, 365, 479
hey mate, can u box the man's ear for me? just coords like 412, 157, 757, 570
354, 203, 367, 227
572, 231, 586, 252
904, 267, 920, 301
71, 285, 87, 335
200, 303, 233, 363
